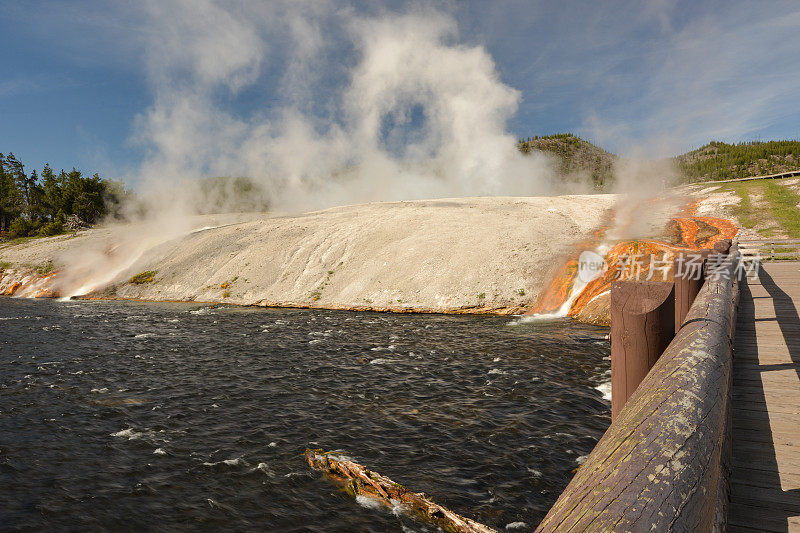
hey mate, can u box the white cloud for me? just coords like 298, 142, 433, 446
0, 77, 42, 98
574, 2, 800, 155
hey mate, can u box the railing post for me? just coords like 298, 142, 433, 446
537, 252, 739, 532
714, 239, 732, 255
610, 280, 675, 419
674, 250, 708, 333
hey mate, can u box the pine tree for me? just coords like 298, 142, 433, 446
39, 164, 62, 222
0, 153, 23, 231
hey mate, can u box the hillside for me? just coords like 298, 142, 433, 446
676, 140, 800, 181
518, 133, 616, 188
518, 135, 800, 185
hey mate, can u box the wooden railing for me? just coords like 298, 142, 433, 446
536, 248, 739, 531
692, 169, 800, 185
738, 238, 800, 262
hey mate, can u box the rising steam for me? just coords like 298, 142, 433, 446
49, 3, 563, 297
133, 3, 555, 212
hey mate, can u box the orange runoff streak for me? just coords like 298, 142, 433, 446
529, 210, 738, 317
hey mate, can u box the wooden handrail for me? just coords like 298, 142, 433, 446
737, 239, 800, 261
690, 169, 800, 185
738, 240, 800, 247
737, 238, 800, 243
536, 249, 739, 531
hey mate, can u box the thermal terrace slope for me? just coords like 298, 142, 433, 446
2, 196, 617, 314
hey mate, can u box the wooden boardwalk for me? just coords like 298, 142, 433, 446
730, 261, 800, 532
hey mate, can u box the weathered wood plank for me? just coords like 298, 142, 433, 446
731, 260, 800, 530
733, 355, 797, 365
730, 482, 800, 513
732, 452, 800, 473
732, 376, 800, 388
733, 418, 800, 435
731, 466, 800, 490
733, 428, 800, 448
729, 502, 797, 532
733, 381, 800, 393
733, 410, 800, 425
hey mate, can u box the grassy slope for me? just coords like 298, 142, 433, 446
762, 181, 800, 237
712, 178, 800, 238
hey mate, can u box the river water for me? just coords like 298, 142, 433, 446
0, 298, 610, 531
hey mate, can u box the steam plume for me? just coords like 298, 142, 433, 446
51, 3, 563, 297
133, 2, 555, 212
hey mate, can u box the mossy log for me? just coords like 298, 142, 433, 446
304, 449, 497, 533
536, 248, 739, 532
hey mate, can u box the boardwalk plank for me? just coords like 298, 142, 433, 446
731, 466, 800, 490
731, 482, 800, 513
729, 502, 798, 532
732, 261, 800, 530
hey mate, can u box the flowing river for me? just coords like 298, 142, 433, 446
0, 298, 610, 531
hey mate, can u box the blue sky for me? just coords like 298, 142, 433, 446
2, 0, 799, 185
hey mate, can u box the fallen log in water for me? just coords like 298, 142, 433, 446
303, 449, 497, 533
